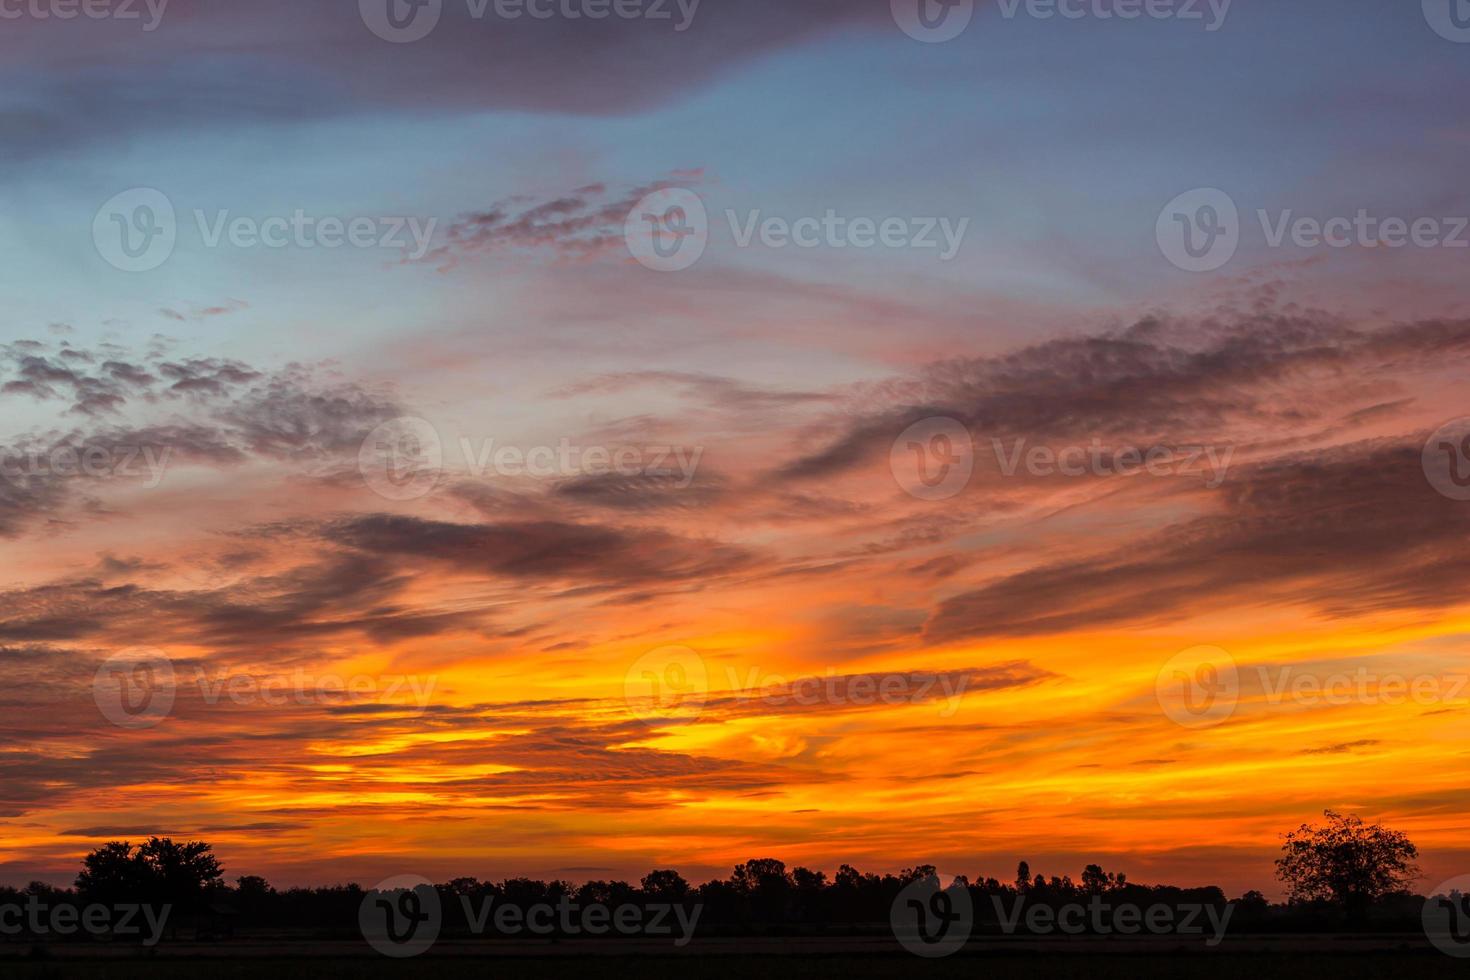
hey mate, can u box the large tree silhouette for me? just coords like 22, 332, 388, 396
76, 837, 223, 913
1276, 811, 1419, 921
75, 841, 149, 904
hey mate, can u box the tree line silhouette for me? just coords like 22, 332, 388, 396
0, 812, 1438, 940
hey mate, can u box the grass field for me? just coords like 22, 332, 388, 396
1, 948, 1458, 979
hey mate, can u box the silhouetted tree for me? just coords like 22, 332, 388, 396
1276, 811, 1419, 923
1233, 888, 1271, 927
77, 838, 222, 912
233, 875, 275, 919
76, 841, 149, 904
731, 858, 790, 894
1081, 864, 1125, 894
58, 837, 1442, 941
730, 858, 793, 923
896, 864, 937, 885
138, 837, 224, 912
834, 864, 873, 890
792, 867, 827, 891
640, 869, 690, 900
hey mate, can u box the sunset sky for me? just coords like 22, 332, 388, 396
2, 0, 1470, 899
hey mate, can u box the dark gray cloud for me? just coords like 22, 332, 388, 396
553, 370, 832, 413
0, 341, 407, 537
925, 439, 1470, 642
325, 514, 755, 587
0, 551, 449, 656
421, 177, 698, 267
1, 1, 890, 162
553, 471, 727, 511
780, 315, 1470, 480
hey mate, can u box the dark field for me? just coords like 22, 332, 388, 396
0, 955, 1459, 980
1, 938, 1460, 979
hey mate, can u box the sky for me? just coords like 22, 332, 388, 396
1, 0, 1469, 898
